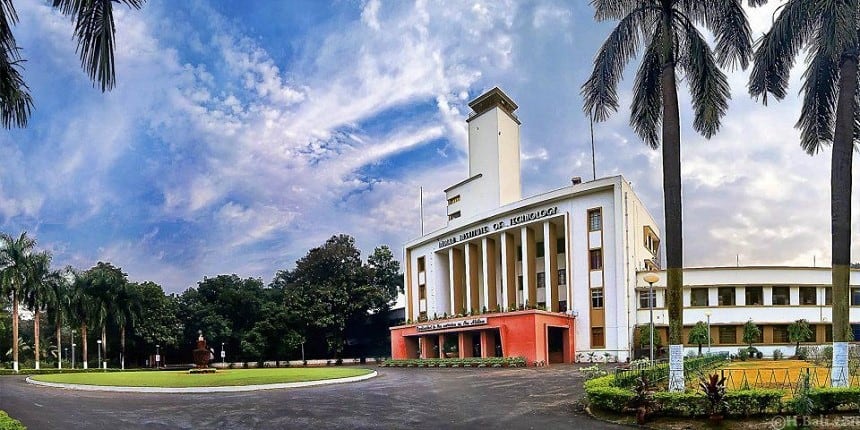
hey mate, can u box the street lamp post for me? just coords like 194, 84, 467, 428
156, 344, 160, 369
71, 329, 76, 369
97, 339, 102, 370
643, 273, 660, 363
221, 342, 225, 365
705, 310, 712, 354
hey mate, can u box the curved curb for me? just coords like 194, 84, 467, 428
25, 370, 377, 393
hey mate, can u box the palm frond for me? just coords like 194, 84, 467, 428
51, 0, 145, 92
591, 0, 650, 21
582, 5, 656, 121
747, 0, 769, 6
796, 45, 839, 154
749, 0, 818, 104
710, 0, 754, 70
0, 50, 33, 128
630, 27, 663, 149
677, 17, 731, 139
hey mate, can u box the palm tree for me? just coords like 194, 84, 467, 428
112, 282, 140, 370
0, 0, 146, 128
0, 232, 36, 372
581, 1, 758, 373
748, 0, 858, 384
22, 251, 58, 370
86, 261, 128, 369
68, 269, 94, 369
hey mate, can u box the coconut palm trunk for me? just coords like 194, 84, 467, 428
120, 325, 125, 370
81, 324, 88, 369
12, 290, 18, 372
101, 327, 107, 369
659, 1, 684, 349
55, 317, 62, 369
831, 49, 857, 345
33, 307, 40, 370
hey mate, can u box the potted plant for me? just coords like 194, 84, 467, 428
699, 373, 727, 423
629, 375, 654, 425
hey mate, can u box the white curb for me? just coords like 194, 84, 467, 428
25, 370, 377, 393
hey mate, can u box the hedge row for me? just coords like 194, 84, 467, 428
613, 353, 728, 387
586, 374, 783, 417
381, 357, 526, 368
0, 411, 25, 430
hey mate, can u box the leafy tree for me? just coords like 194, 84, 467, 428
281, 235, 401, 357
0, 231, 36, 371
21, 251, 58, 370
0, 0, 146, 128
749, 0, 859, 355
582, 0, 757, 349
637, 324, 662, 354
128, 282, 182, 352
688, 321, 711, 356
85, 261, 128, 366
742, 320, 761, 350
788, 319, 813, 352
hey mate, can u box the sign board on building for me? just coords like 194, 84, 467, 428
437, 206, 559, 249
416, 318, 488, 332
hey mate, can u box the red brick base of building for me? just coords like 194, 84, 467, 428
390, 310, 576, 366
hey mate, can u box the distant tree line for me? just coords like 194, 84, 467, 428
0, 233, 401, 369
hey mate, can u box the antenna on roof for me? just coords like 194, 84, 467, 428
419, 186, 425, 236
590, 112, 597, 181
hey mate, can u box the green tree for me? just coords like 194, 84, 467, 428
0, 0, 146, 128
637, 324, 662, 355
748, 0, 859, 355
46, 266, 72, 368
0, 232, 37, 371
688, 321, 711, 356
128, 282, 182, 355
742, 320, 761, 350
21, 251, 58, 370
85, 261, 128, 367
788, 319, 813, 352
582, 0, 757, 350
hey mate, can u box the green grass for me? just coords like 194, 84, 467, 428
0, 411, 25, 430
30, 367, 372, 388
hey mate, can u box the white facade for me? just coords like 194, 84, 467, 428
403, 88, 661, 362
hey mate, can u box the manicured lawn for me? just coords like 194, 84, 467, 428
30, 368, 372, 387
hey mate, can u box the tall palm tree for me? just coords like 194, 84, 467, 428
748, 0, 859, 385
112, 282, 140, 370
22, 251, 58, 370
581, 0, 759, 375
0, 232, 36, 372
47, 267, 72, 369
87, 261, 127, 368
68, 269, 94, 369
0, 0, 146, 128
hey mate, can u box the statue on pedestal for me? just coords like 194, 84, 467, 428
192, 330, 211, 369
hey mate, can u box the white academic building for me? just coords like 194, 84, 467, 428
390, 87, 860, 364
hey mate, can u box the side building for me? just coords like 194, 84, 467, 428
390, 88, 661, 364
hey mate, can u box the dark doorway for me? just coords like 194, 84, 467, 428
547, 326, 565, 364
472, 334, 482, 358
494, 329, 503, 357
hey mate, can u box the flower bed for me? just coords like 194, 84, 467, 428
381, 357, 526, 368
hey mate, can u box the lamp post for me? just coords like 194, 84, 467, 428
156, 344, 160, 369
643, 273, 660, 362
71, 329, 76, 369
97, 339, 102, 370
705, 310, 712, 354
221, 342, 225, 365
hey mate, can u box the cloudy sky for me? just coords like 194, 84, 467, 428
1, 1, 857, 293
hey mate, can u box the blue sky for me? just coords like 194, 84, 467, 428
1, 1, 857, 293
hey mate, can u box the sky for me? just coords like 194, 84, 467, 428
1, 1, 857, 295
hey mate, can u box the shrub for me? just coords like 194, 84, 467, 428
773, 349, 783, 360
579, 364, 607, 381
724, 389, 783, 416
808, 387, 860, 413
737, 348, 749, 361
0, 411, 25, 430
587, 385, 634, 411
652, 391, 708, 417
795, 345, 809, 360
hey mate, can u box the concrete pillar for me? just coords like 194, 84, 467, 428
405, 249, 413, 322
465, 243, 479, 313
522, 226, 537, 307
482, 237, 498, 312
449, 247, 465, 315
438, 334, 446, 358
543, 222, 559, 312
501, 232, 517, 311
458, 333, 470, 358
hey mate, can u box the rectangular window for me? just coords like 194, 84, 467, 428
745, 286, 763, 306
417, 256, 425, 272
591, 327, 605, 348
718, 326, 737, 344
825, 288, 832, 305
537, 272, 546, 289
517, 246, 522, 261
718, 287, 736, 306
773, 326, 789, 343
447, 195, 460, 205
825, 325, 833, 342
589, 249, 603, 270
639, 290, 656, 309
557, 268, 566, 285
799, 287, 817, 305
418, 285, 426, 300
517, 275, 523, 291
536, 241, 545, 258
448, 211, 461, 221
852, 288, 860, 306
690, 288, 709, 307
556, 237, 565, 253
591, 289, 604, 308
588, 209, 602, 231
772, 287, 790, 305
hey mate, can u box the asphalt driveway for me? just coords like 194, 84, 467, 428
0, 366, 629, 430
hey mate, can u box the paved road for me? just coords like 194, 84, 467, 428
0, 366, 629, 430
